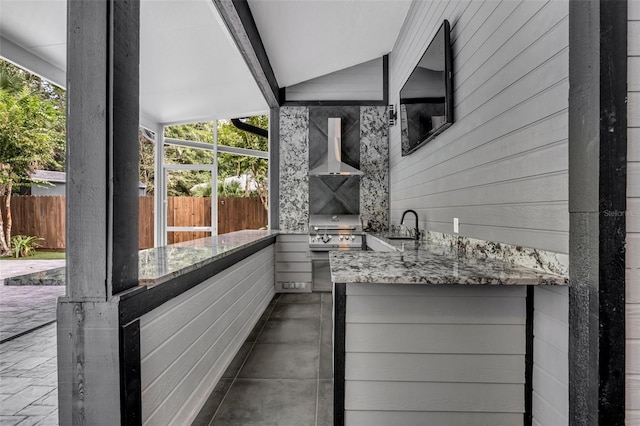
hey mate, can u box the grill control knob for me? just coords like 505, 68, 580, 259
338, 236, 343, 241
350, 235, 355, 241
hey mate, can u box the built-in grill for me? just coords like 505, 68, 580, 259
308, 215, 363, 291
308, 214, 363, 251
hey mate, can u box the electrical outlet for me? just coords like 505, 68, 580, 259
453, 218, 459, 234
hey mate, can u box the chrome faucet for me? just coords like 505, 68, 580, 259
400, 209, 420, 241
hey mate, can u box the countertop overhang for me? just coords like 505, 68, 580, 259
137, 229, 278, 287
329, 234, 568, 286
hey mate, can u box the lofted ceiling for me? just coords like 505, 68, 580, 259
248, 0, 411, 88
0, 0, 411, 126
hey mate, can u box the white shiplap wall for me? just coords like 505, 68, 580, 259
627, 1, 640, 423
389, 0, 568, 253
275, 233, 312, 291
344, 284, 526, 425
138, 246, 275, 425
388, 1, 569, 424
532, 284, 568, 425
285, 58, 383, 101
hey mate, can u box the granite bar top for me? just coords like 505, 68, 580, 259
8, 230, 278, 287
329, 234, 567, 286
138, 229, 278, 286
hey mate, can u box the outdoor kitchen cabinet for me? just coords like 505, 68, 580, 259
334, 283, 527, 426
275, 234, 312, 292
329, 241, 567, 426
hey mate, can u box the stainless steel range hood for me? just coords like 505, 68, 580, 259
309, 118, 363, 176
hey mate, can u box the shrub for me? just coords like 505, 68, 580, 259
10, 235, 43, 258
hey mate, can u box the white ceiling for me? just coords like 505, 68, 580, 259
138, 0, 268, 124
0, 0, 67, 85
0, 0, 412, 125
248, 0, 411, 87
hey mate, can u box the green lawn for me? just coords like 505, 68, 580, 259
0, 251, 66, 260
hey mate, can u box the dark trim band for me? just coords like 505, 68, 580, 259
333, 283, 346, 426
383, 54, 389, 105
120, 320, 141, 425
281, 54, 389, 107
524, 286, 534, 426
212, 0, 280, 107
598, 0, 627, 422
282, 100, 388, 107
118, 235, 276, 324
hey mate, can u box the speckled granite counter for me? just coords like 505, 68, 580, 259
138, 230, 278, 286
7, 230, 278, 287
329, 233, 567, 285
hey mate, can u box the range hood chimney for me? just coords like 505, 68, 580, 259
309, 118, 363, 176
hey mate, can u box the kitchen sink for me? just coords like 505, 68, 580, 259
385, 235, 416, 240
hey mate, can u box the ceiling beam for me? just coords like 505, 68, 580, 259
212, 0, 280, 108
0, 36, 66, 89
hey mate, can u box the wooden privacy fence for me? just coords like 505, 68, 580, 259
3, 196, 66, 250
3, 195, 268, 250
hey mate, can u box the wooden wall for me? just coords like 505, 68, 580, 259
627, 1, 640, 422
532, 285, 568, 425
388, 1, 570, 424
285, 58, 383, 101
343, 284, 526, 425
275, 234, 312, 292
2, 196, 66, 250
388, 0, 569, 253
139, 246, 275, 425
4, 195, 267, 250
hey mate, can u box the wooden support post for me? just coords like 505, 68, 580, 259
568, 0, 627, 423
58, 0, 140, 423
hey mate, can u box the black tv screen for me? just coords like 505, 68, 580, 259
400, 20, 453, 156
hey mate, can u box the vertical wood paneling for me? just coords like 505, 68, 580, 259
3, 195, 266, 250
139, 246, 275, 425
388, 1, 569, 424
2, 195, 66, 250
629, 2, 640, 421
138, 196, 154, 249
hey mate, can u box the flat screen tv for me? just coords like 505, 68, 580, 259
400, 20, 453, 156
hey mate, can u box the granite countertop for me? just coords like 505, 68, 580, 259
329, 233, 567, 286
138, 229, 277, 286
8, 230, 278, 287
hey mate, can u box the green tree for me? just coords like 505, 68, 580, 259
163, 122, 215, 196
154, 117, 269, 208
0, 60, 66, 255
217, 116, 269, 209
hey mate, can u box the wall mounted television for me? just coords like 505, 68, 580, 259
400, 20, 453, 156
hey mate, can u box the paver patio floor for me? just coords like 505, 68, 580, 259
0, 323, 58, 425
0, 261, 64, 425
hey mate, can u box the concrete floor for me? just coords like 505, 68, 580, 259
0, 260, 333, 426
192, 292, 334, 426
